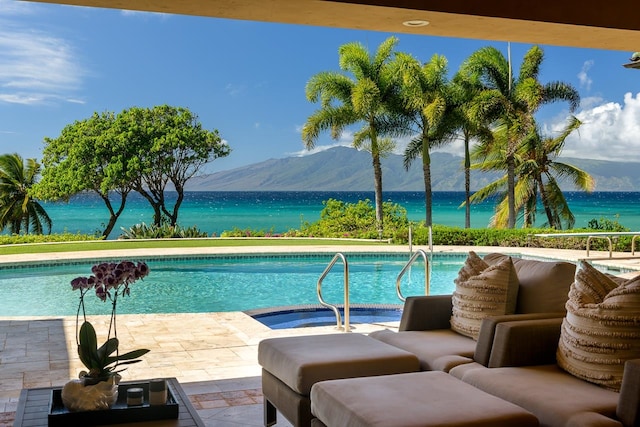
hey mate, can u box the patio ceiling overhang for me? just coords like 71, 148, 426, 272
23, 0, 640, 52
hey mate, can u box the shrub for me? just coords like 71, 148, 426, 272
220, 227, 281, 238
298, 198, 408, 240
119, 223, 209, 239
0, 232, 100, 245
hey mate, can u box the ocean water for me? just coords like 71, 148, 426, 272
39, 191, 640, 239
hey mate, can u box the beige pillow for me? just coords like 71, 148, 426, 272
557, 260, 640, 391
450, 251, 519, 340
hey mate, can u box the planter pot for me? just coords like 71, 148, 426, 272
61, 374, 121, 412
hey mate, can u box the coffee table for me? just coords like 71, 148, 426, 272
13, 377, 204, 427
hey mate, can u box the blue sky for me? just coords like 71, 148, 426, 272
1, 0, 639, 174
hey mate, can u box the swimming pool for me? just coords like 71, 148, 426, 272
0, 253, 466, 317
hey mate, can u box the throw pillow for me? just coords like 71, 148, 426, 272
557, 260, 640, 391
450, 251, 519, 340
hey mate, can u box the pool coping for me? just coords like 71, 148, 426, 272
2, 244, 638, 275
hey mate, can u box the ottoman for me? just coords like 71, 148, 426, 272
258, 333, 421, 427
310, 371, 539, 427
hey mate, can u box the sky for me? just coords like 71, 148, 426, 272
1, 0, 639, 175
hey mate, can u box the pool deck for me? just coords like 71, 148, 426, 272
1, 244, 640, 426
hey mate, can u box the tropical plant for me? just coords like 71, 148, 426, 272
70, 260, 150, 379
0, 153, 51, 235
450, 70, 493, 228
460, 45, 580, 228
518, 116, 593, 229
394, 53, 459, 227
470, 116, 593, 229
302, 36, 403, 237
119, 222, 209, 239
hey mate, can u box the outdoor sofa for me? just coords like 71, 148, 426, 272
308, 259, 640, 427
258, 252, 577, 426
368, 252, 576, 371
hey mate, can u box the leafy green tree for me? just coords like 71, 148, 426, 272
116, 105, 229, 227
395, 53, 458, 227
36, 112, 134, 239
460, 45, 580, 228
0, 153, 51, 235
302, 36, 403, 237
37, 106, 228, 237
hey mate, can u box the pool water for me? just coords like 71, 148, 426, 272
0, 253, 467, 317
251, 306, 403, 329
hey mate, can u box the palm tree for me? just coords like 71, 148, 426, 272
519, 116, 594, 229
394, 53, 457, 226
0, 153, 51, 234
302, 36, 402, 237
460, 45, 580, 228
450, 70, 493, 228
470, 116, 593, 229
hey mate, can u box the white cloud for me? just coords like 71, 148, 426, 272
0, 13, 85, 105
225, 83, 246, 97
556, 92, 640, 162
289, 130, 354, 157
435, 93, 640, 164
579, 95, 605, 110
120, 9, 170, 20
0, 0, 35, 16
577, 60, 594, 91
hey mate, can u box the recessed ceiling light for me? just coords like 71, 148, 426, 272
402, 20, 429, 27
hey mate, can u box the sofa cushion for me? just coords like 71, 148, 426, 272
369, 328, 476, 372
450, 251, 519, 340
311, 371, 539, 427
484, 253, 576, 313
557, 260, 640, 391
457, 364, 620, 427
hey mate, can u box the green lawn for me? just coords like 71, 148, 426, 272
0, 238, 388, 255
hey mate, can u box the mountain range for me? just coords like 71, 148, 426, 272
187, 146, 640, 192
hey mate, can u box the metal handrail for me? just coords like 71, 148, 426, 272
396, 249, 430, 302
316, 253, 350, 332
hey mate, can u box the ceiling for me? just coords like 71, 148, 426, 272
24, 0, 640, 52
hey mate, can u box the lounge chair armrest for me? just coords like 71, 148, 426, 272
474, 312, 566, 367
617, 358, 640, 427
488, 317, 563, 368
399, 295, 453, 331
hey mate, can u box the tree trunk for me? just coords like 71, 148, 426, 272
507, 153, 516, 229
137, 187, 163, 226
99, 191, 129, 239
538, 177, 556, 229
422, 141, 433, 227
464, 132, 471, 229
372, 152, 384, 239
163, 182, 184, 227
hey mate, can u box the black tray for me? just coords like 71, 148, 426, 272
48, 381, 179, 426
